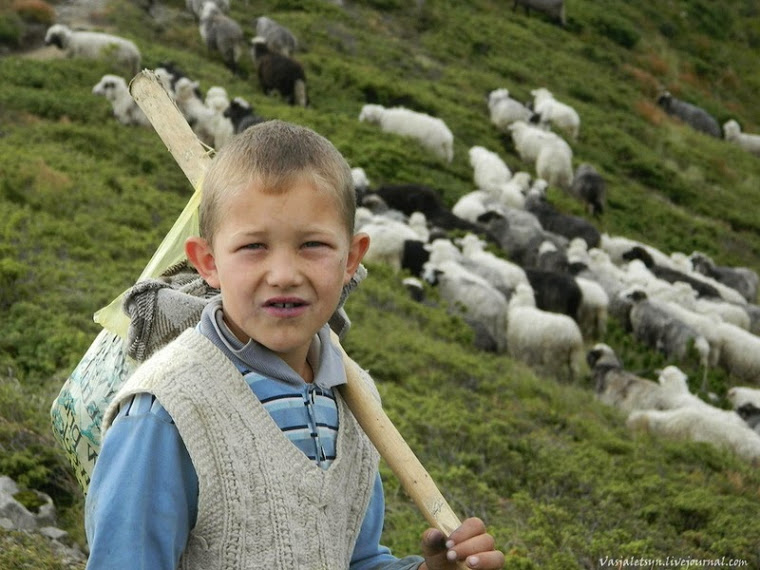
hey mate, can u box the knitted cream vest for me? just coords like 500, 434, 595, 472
104, 329, 380, 569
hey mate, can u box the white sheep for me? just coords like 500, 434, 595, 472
452, 190, 502, 224
424, 255, 509, 353
359, 213, 422, 272
92, 74, 150, 127
507, 283, 585, 382
727, 386, 760, 410
535, 137, 573, 190
656, 365, 710, 410
199, 1, 245, 74
173, 77, 217, 148
507, 120, 565, 164
627, 406, 760, 464
531, 87, 580, 140
358, 104, 454, 163
186, 0, 229, 19
457, 233, 528, 298
202, 85, 235, 149
44, 24, 141, 77
498, 171, 531, 209
586, 343, 670, 414
575, 276, 609, 339
255, 15, 298, 56
469, 146, 512, 194
723, 119, 760, 157
487, 88, 534, 131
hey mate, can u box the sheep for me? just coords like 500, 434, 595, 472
452, 190, 503, 224
526, 238, 568, 273
371, 184, 492, 239
507, 283, 584, 382
722, 119, 760, 157
223, 96, 266, 134
255, 15, 298, 56
656, 365, 711, 410
250, 37, 308, 107
569, 163, 606, 216
525, 268, 582, 321
424, 257, 509, 353
477, 208, 567, 267
199, 1, 245, 74
469, 146, 512, 195
507, 120, 566, 164
173, 77, 230, 150
575, 276, 609, 339
656, 91, 722, 138
623, 288, 711, 372
498, 171, 531, 209
689, 251, 759, 304
92, 74, 150, 127
714, 321, 760, 384
531, 87, 579, 140
627, 406, 760, 464
728, 387, 760, 434
201, 85, 235, 149
186, 0, 229, 19
487, 88, 534, 131
359, 104, 454, 163
513, 0, 566, 26
351, 167, 371, 202
586, 343, 670, 414
44, 24, 141, 77
535, 138, 574, 190
524, 190, 601, 248
357, 213, 421, 272
457, 233, 529, 298
623, 245, 747, 306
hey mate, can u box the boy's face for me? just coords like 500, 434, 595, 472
186, 176, 369, 377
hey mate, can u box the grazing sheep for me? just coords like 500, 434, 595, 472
351, 167, 371, 201
656, 91, 722, 138
690, 251, 759, 304
531, 87, 579, 140
358, 213, 421, 272
223, 96, 266, 134
624, 288, 711, 371
425, 256, 509, 353
529, 239, 569, 273
513, 0, 566, 26
187, 0, 229, 17
507, 283, 584, 382
359, 104, 454, 163
453, 190, 503, 224
587, 343, 669, 414
569, 163, 606, 216
525, 268, 582, 320
477, 208, 566, 267
469, 146, 512, 194
201, 85, 235, 149
525, 190, 601, 248
723, 119, 760, 157
656, 365, 710, 410
575, 276, 609, 339
173, 77, 218, 148
487, 88, 534, 131
44, 24, 141, 77
199, 1, 245, 74
728, 387, 760, 434
627, 406, 760, 464
255, 15, 298, 56
535, 138, 574, 190
498, 171, 531, 209
92, 74, 150, 127
507, 120, 566, 164
457, 233, 529, 298
371, 184, 491, 238
250, 37, 308, 106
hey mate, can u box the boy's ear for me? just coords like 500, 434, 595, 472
185, 236, 220, 288
345, 232, 370, 284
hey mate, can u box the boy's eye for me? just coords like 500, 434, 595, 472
243, 243, 265, 250
303, 241, 328, 248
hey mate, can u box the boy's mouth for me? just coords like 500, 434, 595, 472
263, 298, 309, 317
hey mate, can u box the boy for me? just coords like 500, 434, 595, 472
85, 120, 505, 569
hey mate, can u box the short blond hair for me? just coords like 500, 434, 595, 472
199, 120, 355, 244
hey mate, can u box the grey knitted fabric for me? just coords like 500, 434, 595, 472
123, 263, 368, 362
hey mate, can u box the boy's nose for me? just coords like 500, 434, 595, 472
265, 248, 304, 288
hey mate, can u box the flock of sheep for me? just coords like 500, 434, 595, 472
42, 1, 760, 463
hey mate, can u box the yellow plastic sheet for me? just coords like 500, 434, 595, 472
94, 184, 202, 338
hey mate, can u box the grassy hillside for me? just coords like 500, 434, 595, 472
1, 0, 760, 567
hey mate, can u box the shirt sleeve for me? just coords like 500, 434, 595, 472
350, 473, 424, 570
85, 393, 198, 570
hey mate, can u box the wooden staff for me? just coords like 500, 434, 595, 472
129, 70, 467, 565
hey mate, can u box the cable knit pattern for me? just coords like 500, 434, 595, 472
104, 329, 380, 569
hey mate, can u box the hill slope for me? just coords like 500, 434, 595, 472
1, 0, 760, 568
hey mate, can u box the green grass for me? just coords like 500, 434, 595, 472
2, 0, 760, 567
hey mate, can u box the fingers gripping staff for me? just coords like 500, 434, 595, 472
128, 70, 469, 568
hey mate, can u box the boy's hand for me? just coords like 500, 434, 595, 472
419, 517, 505, 569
